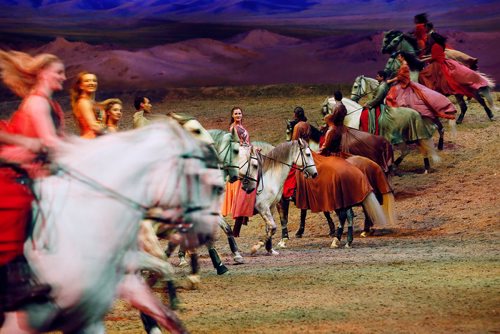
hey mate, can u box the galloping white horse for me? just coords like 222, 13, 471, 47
2, 121, 223, 334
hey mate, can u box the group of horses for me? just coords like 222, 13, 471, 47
2, 30, 497, 334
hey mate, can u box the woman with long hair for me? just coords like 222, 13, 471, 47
221, 106, 256, 237
71, 71, 106, 138
0, 50, 67, 311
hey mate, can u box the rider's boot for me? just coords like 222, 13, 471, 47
208, 247, 228, 275
0, 255, 52, 312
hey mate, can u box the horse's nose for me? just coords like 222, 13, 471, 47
312, 172, 318, 179
229, 175, 238, 183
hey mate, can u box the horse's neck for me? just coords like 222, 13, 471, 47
261, 143, 297, 191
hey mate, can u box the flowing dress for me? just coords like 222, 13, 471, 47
419, 44, 491, 98
386, 63, 456, 121
221, 123, 257, 219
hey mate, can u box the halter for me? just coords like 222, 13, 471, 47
240, 145, 263, 190
351, 76, 378, 102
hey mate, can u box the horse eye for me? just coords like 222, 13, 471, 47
194, 129, 201, 134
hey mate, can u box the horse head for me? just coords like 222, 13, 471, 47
382, 30, 403, 54
296, 138, 318, 179
285, 119, 298, 141
351, 75, 366, 102
239, 145, 261, 193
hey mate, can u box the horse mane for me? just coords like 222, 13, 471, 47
168, 112, 195, 125
251, 141, 275, 154
54, 121, 189, 169
207, 129, 227, 144
261, 141, 296, 171
385, 30, 419, 54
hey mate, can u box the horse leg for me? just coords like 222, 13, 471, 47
474, 91, 495, 121
207, 244, 229, 275
233, 217, 243, 238
479, 87, 499, 112
119, 274, 188, 334
251, 207, 278, 255
455, 95, 467, 124
177, 245, 189, 268
295, 209, 307, 238
141, 312, 162, 334
360, 208, 374, 238
218, 217, 244, 264
345, 208, 355, 248
276, 197, 290, 248
434, 118, 445, 150
331, 209, 347, 248
323, 211, 336, 237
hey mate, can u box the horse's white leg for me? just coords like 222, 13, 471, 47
1, 312, 34, 334
251, 206, 278, 255
276, 198, 290, 249
139, 220, 167, 260
134, 251, 176, 282
118, 274, 187, 334
218, 217, 244, 264
480, 87, 498, 112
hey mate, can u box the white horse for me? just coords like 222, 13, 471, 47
350, 75, 380, 103
321, 96, 364, 129
242, 139, 318, 255
2, 121, 223, 334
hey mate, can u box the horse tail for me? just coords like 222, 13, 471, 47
382, 192, 397, 226
477, 72, 496, 89
418, 138, 441, 163
362, 192, 387, 227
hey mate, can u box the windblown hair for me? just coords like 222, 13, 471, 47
294, 106, 307, 122
99, 98, 122, 112
70, 71, 97, 109
0, 50, 61, 98
414, 13, 428, 24
396, 51, 425, 71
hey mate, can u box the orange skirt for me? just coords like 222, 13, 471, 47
221, 180, 257, 219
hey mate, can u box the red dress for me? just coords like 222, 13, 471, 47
419, 44, 490, 98
0, 95, 64, 265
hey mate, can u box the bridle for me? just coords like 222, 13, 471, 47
217, 134, 240, 177
351, 76, 378, 103
45, 150, 216, 233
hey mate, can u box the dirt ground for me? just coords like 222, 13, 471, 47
2, 88, 498, 333
102, 92, 499, 334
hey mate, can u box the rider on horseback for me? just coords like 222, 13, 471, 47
361, 71, 389, 134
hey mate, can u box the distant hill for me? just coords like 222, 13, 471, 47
2, 29, 497, 92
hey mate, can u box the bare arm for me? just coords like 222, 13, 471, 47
76, 98, 105, 134
23, 95, 60, 147
0, 131, 43, 152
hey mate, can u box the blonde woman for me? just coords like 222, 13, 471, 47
0, 50, 67, 311
100, 98, 123, 132
70, 71, 106, 138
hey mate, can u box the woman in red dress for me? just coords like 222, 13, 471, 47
0, 50, 66, 311
418, 34, 495, 123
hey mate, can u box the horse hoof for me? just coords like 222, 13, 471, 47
250, 241, 264, 255
360, 231, 368, 238
330, 238, 341, 249
178, 258, 189, 268
345, 243, 352, 249
277, 239, 287, 248
267, 249, 279, 256
424, 170, 429, 175
216, 265, 229, 275
233, 253, 244, 264
185, 274, 201, 290
150, 327, 163, 334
